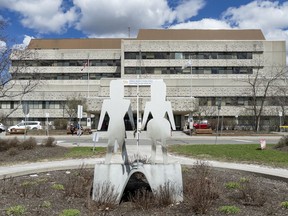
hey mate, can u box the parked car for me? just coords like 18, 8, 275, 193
193, 120, 211, 129
7, 121, 42, 133
0, 123, 6, 132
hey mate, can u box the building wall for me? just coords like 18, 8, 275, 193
1, 38, 287, 129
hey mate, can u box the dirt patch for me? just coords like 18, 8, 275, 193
1, 145, 288, 215
0, 146, 69, 165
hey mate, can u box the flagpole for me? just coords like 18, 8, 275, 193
87, 54, 90, 98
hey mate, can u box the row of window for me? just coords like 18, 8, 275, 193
12, 59, 121, 67
124, 52, 254, 60
199, 97, 287, 106
11, 52, 254, 68
14, 72, 121, 80
0, 101, 65, 109
125, 67, 253, 75
1, 97, 287, 109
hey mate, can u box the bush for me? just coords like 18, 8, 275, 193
281, 201, 288, 209
275, 135, 288, 149
0, 139, 10, 152
59, 209, 80, 216
184, 161, 219, 214
19, 137, 37, 150
225, 181, 240, 189
41, 200, 52, 208
51, 183, 65, 190
0, 137, 19, 152
64, 167, 93, 198
230, 180, 266, 206
6, 205, 26, 216
54, 119, 68, 130
7, 147, 19, 156
41, 137, 57, 147
154, 181, 176, 207
219, 205, 240, 214
92, 181, 118, 208
129, 188, 154, 210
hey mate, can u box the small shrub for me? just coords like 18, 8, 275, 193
0, 139, 10, 152
181, 166, 190, 173
184, 161, 219, 214
239, 177, 250, 183
0, 138, 20, 152
20, 180, 38, 198
0, 176, 15, 194
225, 181, 240, 189
7, 147, 19, 156
129, 188, 154, 210
64, 167, 93, 198
52, 183, 65, 190
41, 200, 52, 208
281, 201, 288, 209
54, 118, 68, 130
219, 205, 240, 214
275, 135, 288, 148
154, 181, 176, 207
19, 137, 37, 150
6, 205, 26, 216
41, 137, 57, 147
93, 181, 118, 208
59, 209, 80, 216
235, 181, 266, 206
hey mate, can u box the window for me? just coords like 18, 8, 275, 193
0, 102, 10, 109
199, 98, 208, 106
175, 53, 183, 59
237, 97, 245, 105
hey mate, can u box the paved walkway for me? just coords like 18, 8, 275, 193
0, 131, 288, 180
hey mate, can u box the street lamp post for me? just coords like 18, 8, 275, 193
279, 111, 283, 131
87, 54, 90, 98
215, 98, 222, 144
182, 56, 193, 135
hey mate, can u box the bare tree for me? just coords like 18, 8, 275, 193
64, 95, 87, 123
239, 64, 287, 132
0, 20, 41, 120
268, 84, 288, 125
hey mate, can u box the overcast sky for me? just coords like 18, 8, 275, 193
0, 0, 287, 62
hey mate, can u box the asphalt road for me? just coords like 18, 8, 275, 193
1, 131, 281, 147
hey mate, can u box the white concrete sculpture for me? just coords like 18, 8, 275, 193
93, 79, 183, 204
97, 80, 134, 164
141, 80, 176, 163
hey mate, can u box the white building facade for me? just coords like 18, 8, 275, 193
2, 29, 287, 130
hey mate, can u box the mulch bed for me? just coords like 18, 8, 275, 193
0, 145, 288, 215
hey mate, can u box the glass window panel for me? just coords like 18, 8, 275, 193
226, 53, 232, 59
146, 53, 155, 59
204, 68, 211, 74
218, 68, 225, 74
218, 53, 225, 59
238, 97, 244, 105
247, 52, 252, 59
175, 53, 183, 59
226, 67, 233, 74
211, 53, 218, 59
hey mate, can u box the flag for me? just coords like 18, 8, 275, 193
182, 59, 192, 69
81, 60, 89, 71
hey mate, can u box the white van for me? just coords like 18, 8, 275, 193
7, 121, 42, 132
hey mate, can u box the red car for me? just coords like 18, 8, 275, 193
193, 120, 210, 129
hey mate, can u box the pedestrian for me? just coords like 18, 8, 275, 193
70, 124, 74, 135
77, 123, 82, 136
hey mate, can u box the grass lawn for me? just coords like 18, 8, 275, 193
169, 144, 288, 168
64, 147, 106, 158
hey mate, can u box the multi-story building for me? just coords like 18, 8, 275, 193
2, 29, 287, 130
